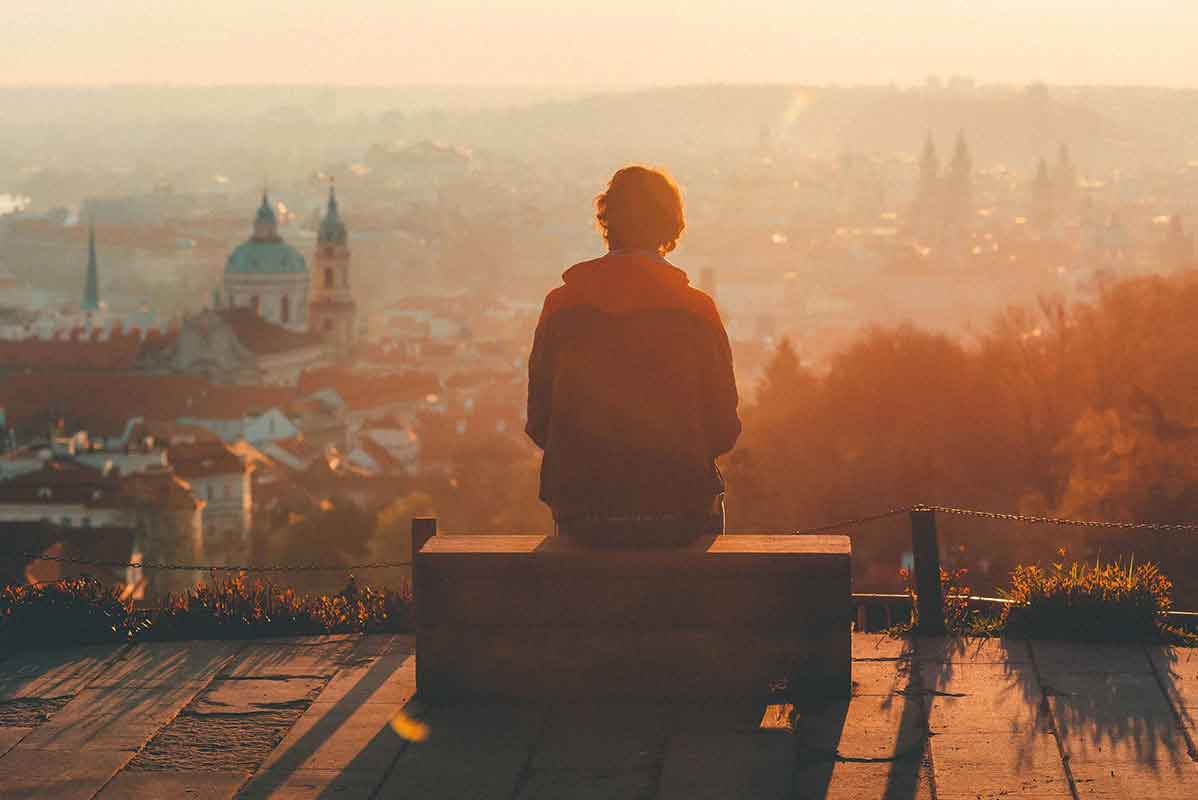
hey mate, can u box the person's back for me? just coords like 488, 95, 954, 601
526, 166, 741, 546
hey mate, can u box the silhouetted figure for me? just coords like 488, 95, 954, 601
526, 166, 741, 546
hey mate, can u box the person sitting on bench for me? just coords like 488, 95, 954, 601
526, 165, 741, 547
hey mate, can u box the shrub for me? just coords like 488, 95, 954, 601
0, 577, 134, 649
0, 574, 411, 652
145, 573, 411, 641
896, 565, 996, 635
1000, 553, 1173, 642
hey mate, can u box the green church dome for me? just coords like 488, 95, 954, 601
225, 192, 306, 274
225, 239, 307, 274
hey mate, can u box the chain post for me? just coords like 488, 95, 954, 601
910, 507, 946, 635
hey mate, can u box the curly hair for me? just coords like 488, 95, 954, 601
595, 165, 686, 254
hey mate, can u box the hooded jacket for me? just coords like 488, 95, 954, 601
526, 250, 741, 517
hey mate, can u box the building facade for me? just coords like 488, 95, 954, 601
224, 194, 310, 332
309, 186, 358, 351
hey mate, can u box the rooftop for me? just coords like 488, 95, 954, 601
1, 633, 1196, 798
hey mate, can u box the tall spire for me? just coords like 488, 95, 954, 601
81, 217, 100, 312
318, 179, 347, 245
253, 191, 279, 241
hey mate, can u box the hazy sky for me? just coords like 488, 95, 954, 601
6, 1, 1196, 87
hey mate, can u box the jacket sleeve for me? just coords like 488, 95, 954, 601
703, 308, 741, 458
525, 292, 557, 450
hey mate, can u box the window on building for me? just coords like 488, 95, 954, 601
324, 268, 335, 289
280, 294, 290, 324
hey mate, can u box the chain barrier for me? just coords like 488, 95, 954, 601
794, 503, 1198, 535
793, 507, 914, 535
9, 552, 412, 573
7, 503, 1198, 575
918, 504, 1198, 531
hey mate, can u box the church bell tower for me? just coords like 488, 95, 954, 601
309, 184, 357, 351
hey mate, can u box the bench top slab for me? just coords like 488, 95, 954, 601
419, 533, 850, 557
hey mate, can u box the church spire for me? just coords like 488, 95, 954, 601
318, 180, 347, 245
253, 191, 279, 241
81, 217, 100, 312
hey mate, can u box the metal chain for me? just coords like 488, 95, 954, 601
10, 503, 1198, 574
793, 503, 1198, 534
793, 506, 915, 535
919, 504, 1198, 531
9, 552, 412, 572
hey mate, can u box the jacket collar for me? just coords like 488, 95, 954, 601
562, 250, 690, 287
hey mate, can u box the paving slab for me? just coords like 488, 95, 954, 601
237, 768, 382, 800
222, 638, 355, 679
1069, 758, 1198, 799
192, 678, 327, 715
657, 731, 796, 800
0, 643, 127, 700
97, 770, 249, 799
0, 725, 32, 758
533, 703, 672, 770
314, 649, 416, 706
673, 699, 793, 734
853, 634, 913, 661
916, 636, 1032, 665
931, 732, 1072, 799
91, 641, 244, 689
341, 633, 413, 661
1043, 671, 1191, 765
1148, 645, 1198, 747
14, 683, 199, 751
852, 659, 915, 696
374, 704, 541, 799
258, 699, 407, 773
798, 694, 926, 761
516, 768, 658, 800
793, 760, 933, 800
0, 745, 136, 800
1032, 641, 1151, 673
921, 662, 1051, 734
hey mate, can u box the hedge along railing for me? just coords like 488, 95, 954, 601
791, 504, 1198, 634
14, 508, 1198, 634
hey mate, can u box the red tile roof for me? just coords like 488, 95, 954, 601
0, 330, 149, 371
298, 368, 440, 412
218, 308, 325, 356
167, 441, 244, 479
0, 373, 297, 437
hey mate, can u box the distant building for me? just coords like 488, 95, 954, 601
0, 457, 203, 595
309, 186, 358, 352
81, 218, 101, 314
137, 307, 327, 386
224, 194, 310, 332
167, 440, 252, 563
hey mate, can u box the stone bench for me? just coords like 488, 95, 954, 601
415, 533, 851, 701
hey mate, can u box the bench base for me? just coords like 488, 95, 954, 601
415, 534, 851, 702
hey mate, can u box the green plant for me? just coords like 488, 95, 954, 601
0, 574, 412, 652
894, 566, 997, 636
999, 552, 1174, 642
0, 577, 134, 649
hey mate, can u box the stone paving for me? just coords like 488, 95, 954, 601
0, 634, 1196, 798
